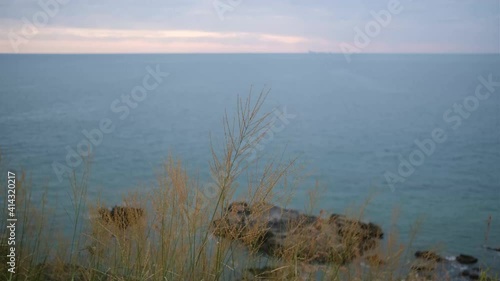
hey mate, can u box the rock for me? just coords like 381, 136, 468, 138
461, 267, 481, 280
456, 254, 478, 265
460, 267, 499, 281
211, 201, 384, 265
485, 246, 500, 252
414, 250, 443, 262
98, 206, 145, 230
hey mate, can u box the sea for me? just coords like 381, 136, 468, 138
0, 53, 499, 277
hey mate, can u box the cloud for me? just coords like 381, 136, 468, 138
0, 26, 313, 53
0, 0, 498, 53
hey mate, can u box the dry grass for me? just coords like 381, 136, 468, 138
0, 91, 494, 281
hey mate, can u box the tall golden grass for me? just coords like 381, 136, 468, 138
0, 92, 496, 281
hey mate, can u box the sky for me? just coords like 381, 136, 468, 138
0, 0, 498, 54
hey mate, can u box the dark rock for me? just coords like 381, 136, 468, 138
460, 267, 500, 281
461, 267, 481, 280
456, 254, 478, 265
211, 201, 384, 265
98, 206, 145, 230
414, 250, 443, 262
485, 246, 500, 252
329, 214, 384, 239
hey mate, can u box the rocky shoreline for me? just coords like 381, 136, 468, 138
89, 203, 498, 281
211, 201, 384, 264
411, 250, 499, 281
210, 201, 499, 281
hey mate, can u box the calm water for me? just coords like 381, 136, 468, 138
0, 54, 499, 273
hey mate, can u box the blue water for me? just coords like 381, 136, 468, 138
0, 54, 499, 273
